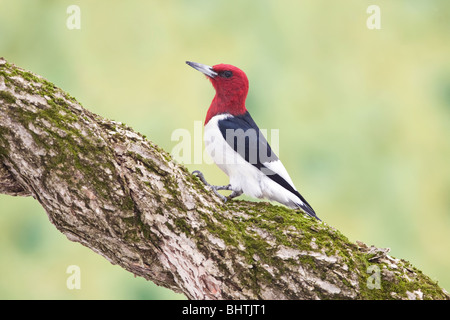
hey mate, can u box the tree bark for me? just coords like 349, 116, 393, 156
0, 57, 448, 300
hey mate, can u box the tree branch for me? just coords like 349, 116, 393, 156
0, 57, 448, 300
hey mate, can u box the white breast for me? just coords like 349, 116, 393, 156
204, 114, 261, 197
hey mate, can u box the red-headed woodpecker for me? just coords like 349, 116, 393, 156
186, 61, 320, 220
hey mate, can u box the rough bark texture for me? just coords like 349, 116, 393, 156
0, 57, 448, 300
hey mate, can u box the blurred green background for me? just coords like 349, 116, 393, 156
1, 0, 450, 299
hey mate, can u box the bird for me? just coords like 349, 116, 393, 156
186, 61, 320, 220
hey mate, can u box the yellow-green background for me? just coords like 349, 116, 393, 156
1, 0, 449, 299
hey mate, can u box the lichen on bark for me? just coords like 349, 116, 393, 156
0, 57, 448, 300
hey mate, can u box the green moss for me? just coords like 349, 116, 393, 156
355, 256, 449, 300
121, 196, 135, 211
127, 151, 167, 177
0, 90, 15, 104
123, 227, 140, 243
0, 126, 10, 158
174, 218, 192, 236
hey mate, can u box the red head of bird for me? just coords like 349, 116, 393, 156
186, 61, 249, 124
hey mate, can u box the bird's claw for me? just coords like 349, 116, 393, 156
211, 187, 228, 202
192, 170, 209, 186
228, 190, 243, 200
192, 170, 231, 202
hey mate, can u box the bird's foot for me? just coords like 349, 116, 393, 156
227, 190, 243, 200
192, 170, 231, 202
192, 170, 209, 186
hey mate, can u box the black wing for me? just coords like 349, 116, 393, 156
217, 111, 278, 168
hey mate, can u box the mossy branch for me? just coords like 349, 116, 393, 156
0, 57, 448, 300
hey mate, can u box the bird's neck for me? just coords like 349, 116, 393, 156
205, 91, 247, 125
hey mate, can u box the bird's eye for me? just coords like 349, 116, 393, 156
221, 70, 233, 78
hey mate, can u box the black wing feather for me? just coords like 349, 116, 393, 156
217, 111, 278, 167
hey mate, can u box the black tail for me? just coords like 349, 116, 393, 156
259, 163, 321, 221
293, 190, 321, 221
296, 202, 321, 221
